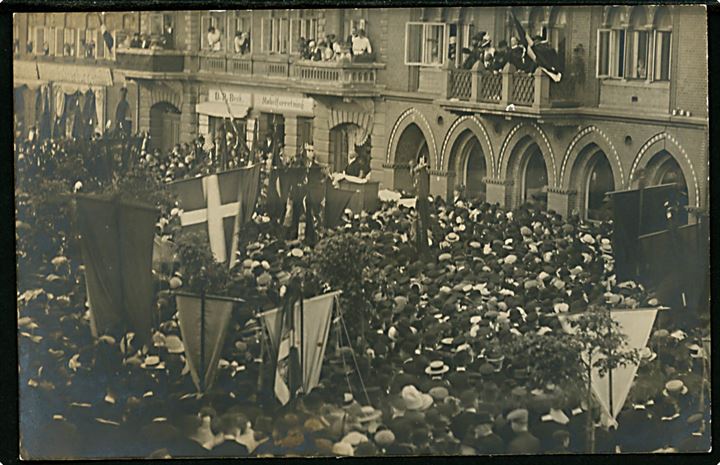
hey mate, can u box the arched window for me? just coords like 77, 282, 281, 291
653, 7, 672, 81
597, 7, 627, 78
626, 7, 650, 79
548, 8, 568, 70
528, 7, 547, 39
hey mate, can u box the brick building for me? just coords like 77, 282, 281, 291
13, 6, 709, 222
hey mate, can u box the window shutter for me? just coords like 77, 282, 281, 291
596, 29, 610, 78
96, 29, 105, 59
405, 22, 423, 65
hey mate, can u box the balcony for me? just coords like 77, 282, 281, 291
195, 53, 384, 97
115, 48, 185, 74
439, 63, 579, 116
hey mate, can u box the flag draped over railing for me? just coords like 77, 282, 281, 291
510, 10, 563, 82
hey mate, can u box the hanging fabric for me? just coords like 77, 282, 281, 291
82, 88, 98, 139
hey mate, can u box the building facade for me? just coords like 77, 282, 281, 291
13, 6, 709, 222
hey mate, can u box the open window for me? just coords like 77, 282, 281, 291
229, 12, 252, 54
202, 12, 226, 52
652, 7, 672, 81
596, 8, 626, 78
405, 22, 446, 66
625, 7, 650, 80
262, 12, 290, 54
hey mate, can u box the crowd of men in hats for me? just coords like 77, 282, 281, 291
16, 130, 710, 458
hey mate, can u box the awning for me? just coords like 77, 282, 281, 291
37, 62, 113, 88
195, 101, 250, 119
14, 61, 40, 86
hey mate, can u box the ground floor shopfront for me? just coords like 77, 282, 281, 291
13, 60, 137, 141
131, 78, 378, 172
374, 97, 708, 223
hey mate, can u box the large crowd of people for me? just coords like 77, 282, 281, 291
15, 132, 710, 458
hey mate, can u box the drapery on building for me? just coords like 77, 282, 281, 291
13, 6, 708, 222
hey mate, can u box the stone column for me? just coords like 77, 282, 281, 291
485, 177, 513, 209
179, 82, 198, 144
429, 170, 455, 200
547, 188, 577, 218
283, 114, 298, 158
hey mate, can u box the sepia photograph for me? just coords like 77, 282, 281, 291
12, 4, 711, 460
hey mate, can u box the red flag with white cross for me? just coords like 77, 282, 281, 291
169, 165, 260, 267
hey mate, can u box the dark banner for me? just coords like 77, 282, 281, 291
609, 184, 679, 281
75, 195, 158, 344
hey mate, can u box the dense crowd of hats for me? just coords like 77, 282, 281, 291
16, 136, 710, 458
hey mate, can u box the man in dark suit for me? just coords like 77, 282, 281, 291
471, 412, 505, 454
505, 409, 541, 454
210, 414, 251, 457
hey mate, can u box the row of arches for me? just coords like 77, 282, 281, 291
386, 111, 697, 220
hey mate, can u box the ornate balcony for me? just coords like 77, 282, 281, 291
291, 60, 384, 96
115, 48, 185, 74
195, 53, 384, 97
440, 63, 580, 116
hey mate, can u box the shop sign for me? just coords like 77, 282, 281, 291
254, 93, 314, 114
208, 88, 251, 106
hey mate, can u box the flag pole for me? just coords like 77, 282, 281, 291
199, 267, 207, 392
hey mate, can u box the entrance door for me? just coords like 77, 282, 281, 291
150, 102, 181, 153
522, 146, 548, 209
463, 139, 486, 201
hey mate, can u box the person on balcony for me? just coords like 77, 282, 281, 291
163, 22, 175, 49
351, 29, 373, 62
335, 41, 352, 63
310, 41, 324, 61
321, 40, 335, 61
207, 26, 222, 52
461, 32, 485, 69
129, 33, 141, 48
234, 31, 250, 55
492, 40, 510, 71
509, 36, 534, 73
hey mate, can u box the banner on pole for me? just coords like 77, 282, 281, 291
76, 194, 158, 344
176, 293, 236, 392
559, 308, 660, 421
259, 291, 340, 404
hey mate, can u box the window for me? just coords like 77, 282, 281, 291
79, 29, 98, 58
262, 16, 290, 54
405, 22, 446, 66
653, 31, 671, 81
653, 8, 672, 81
63, 28, 77, 57
202, 14, 225, 51
627, 30, 649, 79
290, 17, 318, 54
297, 117, 314, 154
345, 18, 366, 38
32, 26, 50, 55
596, 28, 624, 78
625, 8, 649, 79
229, 14, 252, 53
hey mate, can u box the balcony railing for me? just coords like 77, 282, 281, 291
444, 63, 578, 111
194, 54, 383, 95
115, 48, 185, 73
449, 69, 472, 101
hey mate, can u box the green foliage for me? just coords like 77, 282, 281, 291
507, 331, 586, 391
174, 232, 232, 296
568, 306, 641, 377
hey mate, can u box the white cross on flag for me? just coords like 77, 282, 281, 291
170, 166, 260, 267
